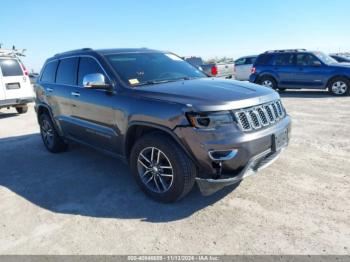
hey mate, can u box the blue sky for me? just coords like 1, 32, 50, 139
1, 0, 349, 71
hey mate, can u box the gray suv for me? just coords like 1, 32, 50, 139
35, 48, 291, 202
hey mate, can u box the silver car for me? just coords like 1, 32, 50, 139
234, 55, 257, 81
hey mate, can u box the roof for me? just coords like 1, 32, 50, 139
264, 49, 307, 53
236, 55, 258, 59
96, 48, 164, 55
53, 47, 164, 58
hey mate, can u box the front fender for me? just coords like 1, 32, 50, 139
124, 121, 198, 166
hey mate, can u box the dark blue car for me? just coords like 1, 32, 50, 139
249, 49, 350, 96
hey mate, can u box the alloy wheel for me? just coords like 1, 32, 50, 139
331, 81, 348, 95
137, 147, 174, 193
41, 119, 54, 148
262, 80, 274, 88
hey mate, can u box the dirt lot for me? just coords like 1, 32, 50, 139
0, 90, 349, 255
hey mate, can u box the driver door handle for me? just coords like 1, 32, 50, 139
71, 92, 80, 97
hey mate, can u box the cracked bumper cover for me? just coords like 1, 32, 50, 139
195, 147, 286, 196
174, 115, 291, 196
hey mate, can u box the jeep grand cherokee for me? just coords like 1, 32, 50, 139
35, 48, 291, 202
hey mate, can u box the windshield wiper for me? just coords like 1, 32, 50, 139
135, 80, 174, 86
134, 77, 201, 87
175, 76, 201, 81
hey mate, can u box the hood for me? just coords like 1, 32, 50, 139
329, 63, 350, 68
134, 78, 280, 111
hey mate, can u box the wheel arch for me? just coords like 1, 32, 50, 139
36, 103, 51, 117
36, 103, 63, 136
124, 122, 198, 166
326, 75, 350, 88
256, 72, 278, 84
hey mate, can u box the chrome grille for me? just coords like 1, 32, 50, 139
271, 103, 279, 119
275, 101, 284, 117
264, 105, 275, 122
234, 100, 286, 132
237, 112, 250, 130
257, 107, 269, 126
248, 111, 260, 129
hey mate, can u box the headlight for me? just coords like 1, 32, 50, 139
187, 111, 234, 129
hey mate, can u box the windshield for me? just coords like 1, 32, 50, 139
106, 52, 206, 86
313, 52, 338, 64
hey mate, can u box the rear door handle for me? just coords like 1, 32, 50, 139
71, 92, 80, 97
46, 88, 53, 92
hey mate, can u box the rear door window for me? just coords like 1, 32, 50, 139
41, 60, 58, 83
78, 57, 106, 86
274, 54, 295, 66
56, 57, 79, 85
0, 59, 23, 76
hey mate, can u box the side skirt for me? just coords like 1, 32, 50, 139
65, 135, 128, 164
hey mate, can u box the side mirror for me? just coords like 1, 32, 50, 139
83, 73, 112, 90
313, 61, 322, 67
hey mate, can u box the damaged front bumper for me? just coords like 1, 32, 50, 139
196, 147, 285, 196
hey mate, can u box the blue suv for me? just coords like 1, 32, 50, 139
249, 49, 350, 96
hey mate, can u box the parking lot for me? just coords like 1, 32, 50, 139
0, 90, 349, 254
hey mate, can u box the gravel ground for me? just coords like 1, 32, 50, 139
0, 90, 349, 255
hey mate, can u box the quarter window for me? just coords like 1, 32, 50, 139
245, 57, 256, 64
56, 57, 79, 85
235, 58, 246, 65
255, 54, 273, 66
78, 57, 106, 86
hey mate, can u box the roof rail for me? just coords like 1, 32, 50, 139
331, 52, 350, 57
54, 48, 93, 57
264, 49, 306, 53
0, 48, 26, 57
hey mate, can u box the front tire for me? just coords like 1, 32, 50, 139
39, 113, 68, 153
328, 77, 350, 96
15, 105, 28, 114
130, 132, 197, 203
259, 76, 278, 90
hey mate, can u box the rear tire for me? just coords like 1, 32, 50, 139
39, 113, 68, 153
259, 76, 278, 90
130, 132, 197, 203
328, 77, 350, 96
15, 105, 28, 114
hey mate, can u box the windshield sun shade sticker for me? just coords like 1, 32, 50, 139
129, 79, 140, 85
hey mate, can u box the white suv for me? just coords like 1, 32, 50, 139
0, 49, 35, 114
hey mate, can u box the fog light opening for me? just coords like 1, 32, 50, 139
208, 149, 238, 161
